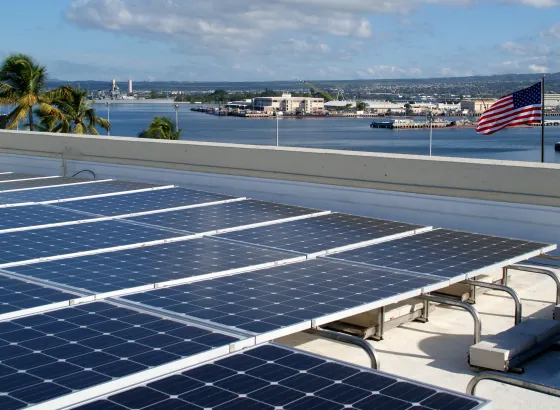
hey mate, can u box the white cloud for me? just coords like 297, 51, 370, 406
529, 63, 549, 72
500, 0, 559, 6
501, 41, 527, 56
356, 65, 422, 78
542, 23, 560, 39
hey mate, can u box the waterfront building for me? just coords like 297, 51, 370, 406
545, 94, 560, 108
460, 99, 498, 115
253, 93, 324, 114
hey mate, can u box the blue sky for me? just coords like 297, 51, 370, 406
1, 0, 559, 81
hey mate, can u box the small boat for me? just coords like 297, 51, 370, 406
555, 142, 560, 152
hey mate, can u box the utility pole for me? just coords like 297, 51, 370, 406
276, 110, 279, 147
174, 104, 179, 133
427, 109, 434, 156
106, 102, 110, 136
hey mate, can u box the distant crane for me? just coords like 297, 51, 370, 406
297, 80, 336, 102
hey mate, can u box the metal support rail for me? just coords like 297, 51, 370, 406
465, 280, 522, 325
503, 264, 560, 305
306, 327, 380, 370
467, 372, 560, 398
420, 295, 482, 345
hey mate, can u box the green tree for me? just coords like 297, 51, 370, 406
36, 86, 110, 134
0, 54, 64, 131
138, 116, 182, 140
404, 103, 414, 116
356, 101, 367, 111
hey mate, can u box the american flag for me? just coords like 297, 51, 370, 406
476, 82, 542, 135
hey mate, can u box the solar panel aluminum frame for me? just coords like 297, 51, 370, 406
306, 224, 433, 258
1, 250, 309, 302
0, 197, 247, 234
129, 209, 333, 238
0, 175, 59, 184
0, 233, 205, 269
21, 305, 255, 410
0, 184, 175, 208
49, 197, 248, 220
0, 178, 113, 193
53, 341, 492, 410
327, 233, 557, 284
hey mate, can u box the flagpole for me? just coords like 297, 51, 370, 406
541, 74, 545, 163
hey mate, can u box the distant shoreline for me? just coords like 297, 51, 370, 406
91, 99, 191, 105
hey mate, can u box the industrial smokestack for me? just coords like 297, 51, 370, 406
128, 79, 133, 94
111, 79, 116, 92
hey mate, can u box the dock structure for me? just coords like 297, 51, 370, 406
370, 118, 451, 129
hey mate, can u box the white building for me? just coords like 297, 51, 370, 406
253, 93, 324, 114
545, 94, 560, 107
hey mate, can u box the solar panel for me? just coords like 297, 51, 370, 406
217, 213, 428, 256
54, 187, 239, 217
0, 181, 164, 207
5, 238, 304, 295
328, 229, 555, 282
124, 200, 325, 234
0, 274, 80, 319
0, 173, 49, 182
0, 177, 95, 192
122, 259, 443, 341
0, 205, 94, 233
0, 220, 187, 268
0, 301, 243, 408
71, 343, 490, 410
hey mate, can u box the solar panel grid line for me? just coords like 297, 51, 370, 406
0, 197, 247, 234
0, 233, 204, 269
0, 176, 60, 184
49, 196, 247, 221
63, 342, 491, 410
0, 300, 253, 410
0, 172, 12, 174
0, 273, 88, 322
327, 229, 556, 284
0, 185, 175, 208
0, 179, 113, 193
216, 213, 430, 257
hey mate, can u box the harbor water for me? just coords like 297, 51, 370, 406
4, 103, 560, 163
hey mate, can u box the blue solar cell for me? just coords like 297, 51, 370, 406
54, 187, 237, 217
124, 200, 320, 234
0, 275, 79, 316
6, 238, 300, 293
217, 213, 425, 254
0, 181, 160, 205
328, 229, 552, 280
0, 205, 92, 232
0, 301, 241, 408
122, 258, 441, 336
0, 220, 183, 267
71, 344, 488, 410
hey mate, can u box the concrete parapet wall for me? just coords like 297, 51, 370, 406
1, 130, 559, 207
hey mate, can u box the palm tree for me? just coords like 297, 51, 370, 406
37, 86, 110, 135
138, 116, 182, 140
0, 54, 63, 131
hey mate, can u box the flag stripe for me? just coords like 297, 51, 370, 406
477, 105, 541, 127
477, 112, 541, 133
476, 82, 542, 135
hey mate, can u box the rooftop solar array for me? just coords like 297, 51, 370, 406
0, 301, 243, 409
217, 213, 428, 255
0, 177, 96, 193
0, 181, 164, 207
5, 238, 304, 294
0, 205, 93, 233
123, 258, 444, 341
124, 199, 326, 234
0, 274, 80, 319
54, 187, 239, 216
0, 220, 186, 268
328, 229, 555, 282
71, 343, 490, 410
0, 171, 552, 409
0, 173, 48, 182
